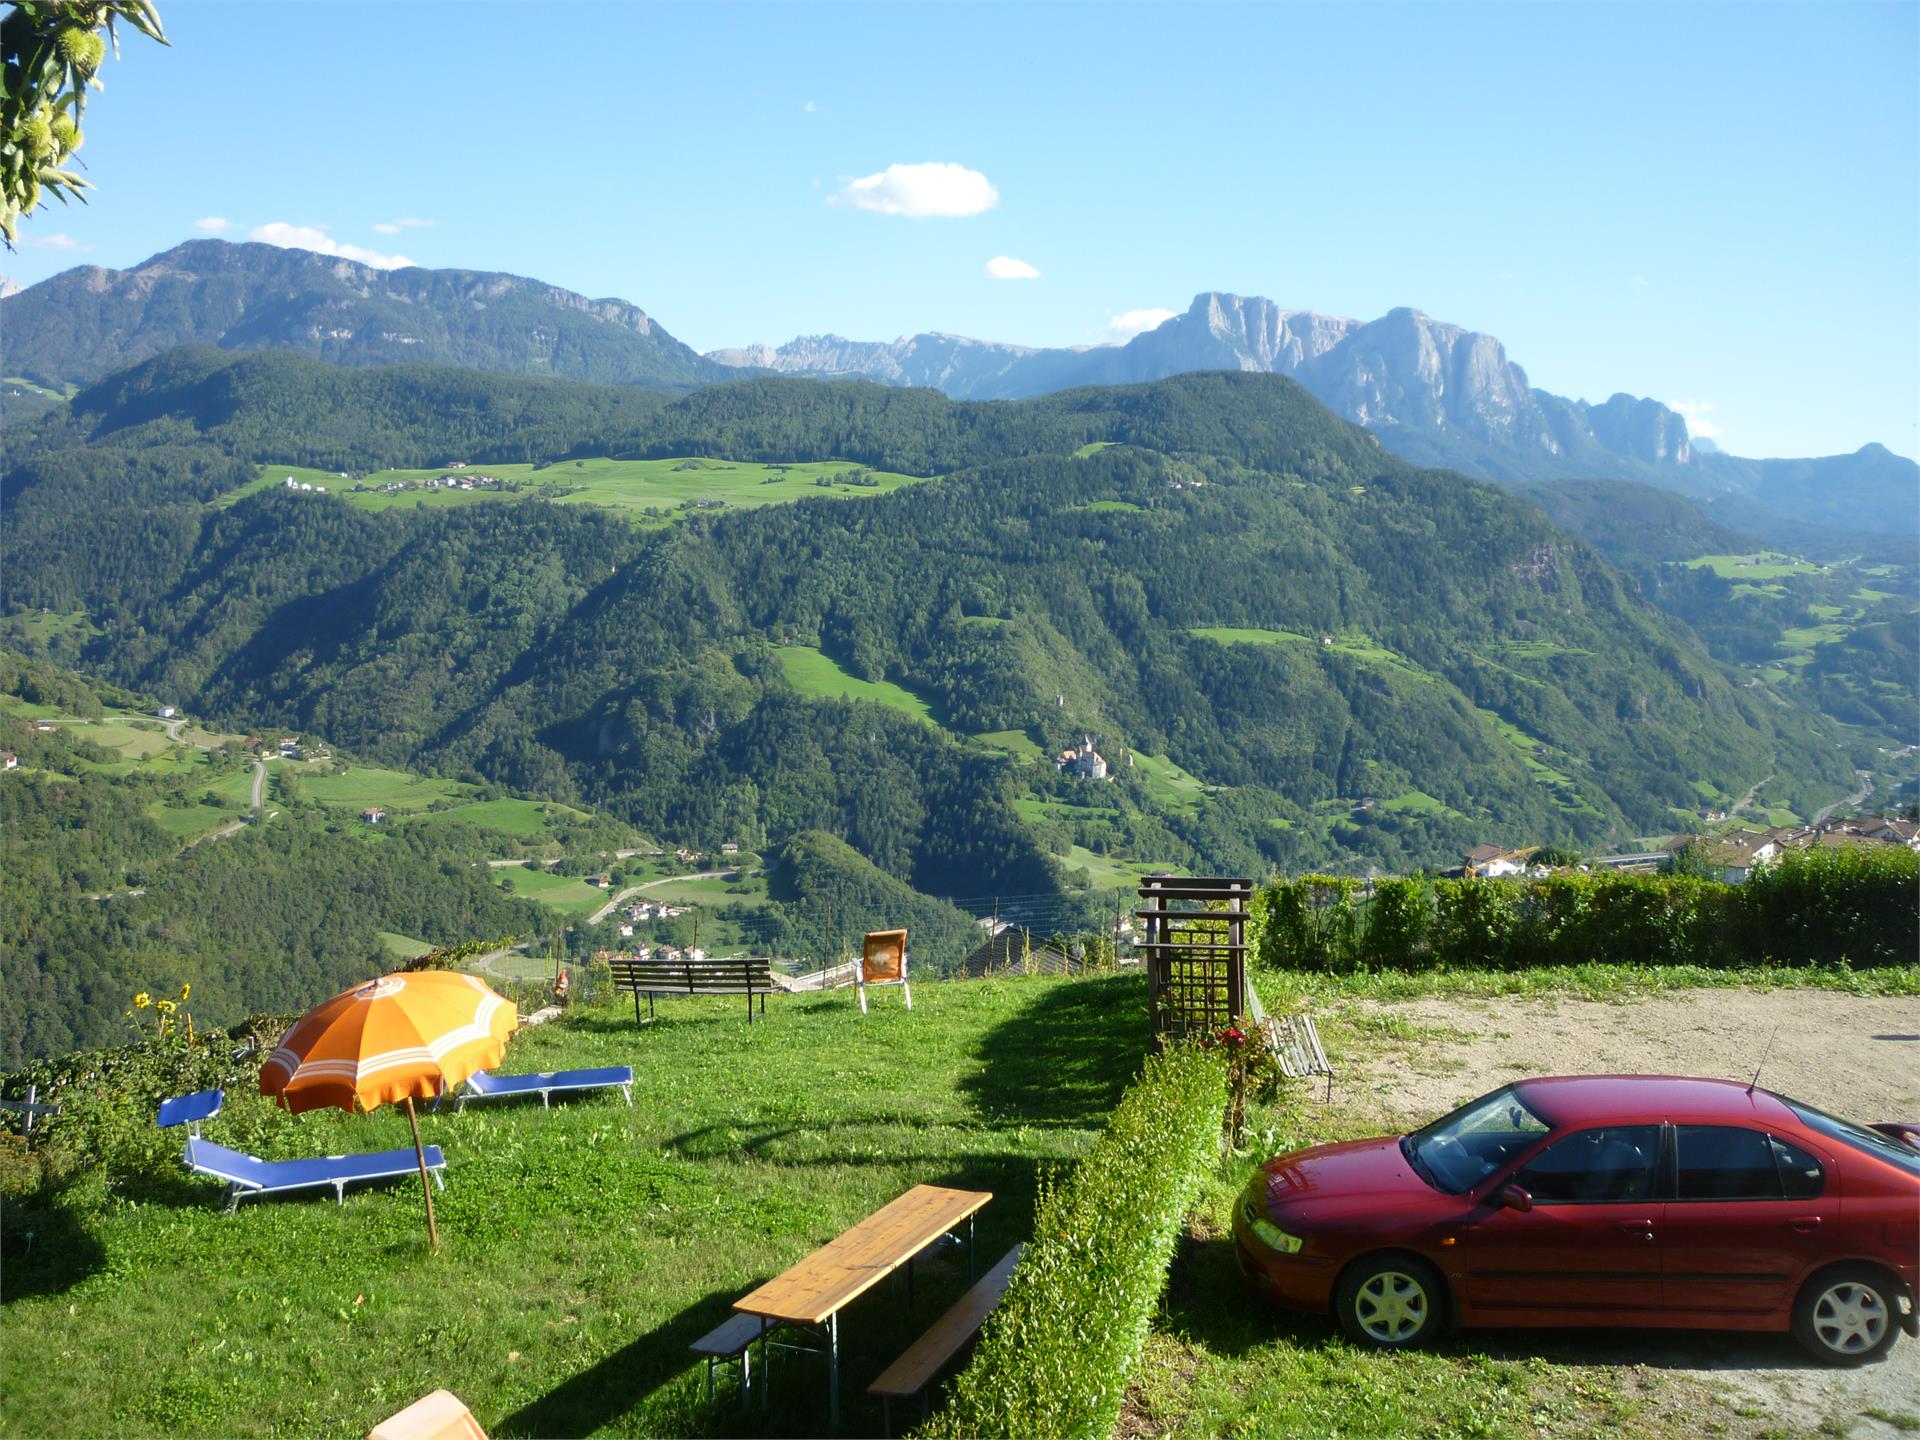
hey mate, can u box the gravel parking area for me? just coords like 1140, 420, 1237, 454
1314, 988, 1920, 1437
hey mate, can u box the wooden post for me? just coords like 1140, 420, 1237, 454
405, 1096, 440, 1251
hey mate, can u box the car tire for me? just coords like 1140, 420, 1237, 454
1792, 1265, 1901, 1365
1334, 1254, 1447, 1350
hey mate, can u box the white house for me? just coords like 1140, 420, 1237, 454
158, 706, 178, 720
2, 752, 18, 770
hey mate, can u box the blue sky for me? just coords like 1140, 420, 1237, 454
8, 1, 1915, 460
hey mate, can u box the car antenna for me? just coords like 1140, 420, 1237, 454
1747, 1025, 1780, 1094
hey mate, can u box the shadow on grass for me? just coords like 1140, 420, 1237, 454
0, 1189, 107, 1301
961, 971, 1148, 1129
493, 1287, 735, 1439
1164, 1235, 1905, 1378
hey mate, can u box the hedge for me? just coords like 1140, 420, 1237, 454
1251, 846, 1917, 973
920, 1045, 1227, 1440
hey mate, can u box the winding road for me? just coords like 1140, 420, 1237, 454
588, 867, 760, 925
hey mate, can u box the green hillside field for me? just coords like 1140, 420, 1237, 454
228, 457, 931, 526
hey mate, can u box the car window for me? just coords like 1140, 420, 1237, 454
1769, 1135, 1826, 1199
1515, 1125, 1660, 1204
1781, 1096, 1920, 1177
1677, 1125, 1779, 1200
1409, 1086, 1552, 1193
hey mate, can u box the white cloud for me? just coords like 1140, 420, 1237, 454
985, 256, 1040, 281
250, 222, 416, 270
373, 217, 438, 235
833, 162, 998, 218
803, 100, 817, 114
192, 216, 235, 234
1669, 399, 1724, 440
21, 231, 92, 252
1107, 307, 1177, 340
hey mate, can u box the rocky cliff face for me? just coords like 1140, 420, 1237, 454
1, 240, 730, 391
711, 290, 1697, 480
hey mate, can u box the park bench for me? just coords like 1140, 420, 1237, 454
868, 1243, 1025, 1432
608, 956, 774, 1023
689, 1312, 765, 1402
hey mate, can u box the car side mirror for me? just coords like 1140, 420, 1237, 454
1499, 1184, 1533, 1212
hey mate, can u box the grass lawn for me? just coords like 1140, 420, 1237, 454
772, 647, 938, 725
495, 865, 613, 918
1188, 625, 1305, 646
1072, 441, 1118, 459
1075, 499, 1146, 513
0, 974, 1146, 1439
639, 873, 768, 908
377, 930, 435, 960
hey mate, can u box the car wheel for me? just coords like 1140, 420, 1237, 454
1335, 1254, 1446, 1350
1792, 1266, 1901, 1365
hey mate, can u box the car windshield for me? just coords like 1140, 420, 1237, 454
1782, 1095, 1920, 1177
1406, 1086, 1552, 1193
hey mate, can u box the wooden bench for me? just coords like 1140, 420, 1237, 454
608, 957, 774, 1023
868, 1243, 1024, 1431
690, 1312, 764, 1402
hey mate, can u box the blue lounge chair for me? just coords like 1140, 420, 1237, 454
156, 1088, 224, 1136
454, 1066, 634, 1111
183, 1136, 446, 1212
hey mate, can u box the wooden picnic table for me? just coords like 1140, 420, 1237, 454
734, 1183, 991, 1430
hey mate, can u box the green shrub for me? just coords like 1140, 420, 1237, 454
922, 1045, 1226, 1440
1252, 846, 1916, 974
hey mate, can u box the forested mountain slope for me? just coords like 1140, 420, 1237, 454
1, 358, 1855, 896
0, 654, 551, 1064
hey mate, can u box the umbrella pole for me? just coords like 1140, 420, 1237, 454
405, 1096, 440, 1251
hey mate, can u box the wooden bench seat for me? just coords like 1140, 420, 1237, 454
608, 957, 773, 1023
869, 1243, 1024, 1429
690, 1312, 764, 1401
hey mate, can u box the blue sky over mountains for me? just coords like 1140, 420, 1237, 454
7, 1, 1914, 461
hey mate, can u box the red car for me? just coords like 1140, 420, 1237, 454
1233, 1076, 1920, 1363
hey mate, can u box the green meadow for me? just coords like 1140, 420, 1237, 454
1685, 551, 1823, 580
772, 646, 938, 725
237, 458, 931, 527
296, 766, 472, 813
494, 865, 611, 918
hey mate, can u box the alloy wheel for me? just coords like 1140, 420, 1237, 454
1354, 1269, 1429, 1344
1811, 1281, 1888, 1356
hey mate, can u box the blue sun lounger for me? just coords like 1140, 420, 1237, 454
183, 1136, 446, 1212
453, 1066, 634, 1111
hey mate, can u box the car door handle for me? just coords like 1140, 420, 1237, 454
1787, 1217, 1822, 1233
1615, 1220, 1656, 1237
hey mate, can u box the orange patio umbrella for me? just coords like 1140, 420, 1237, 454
260, 970, 518, 1247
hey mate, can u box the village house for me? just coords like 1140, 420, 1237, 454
585, 873, 613, 888
721, 842, 741, 855
1056, 737, 1111, 780
157, 706, 178, 720
32, 721, 56, 733
2, 751, 18, 770
361, 807, 385, 825
1464, 844, 1533, 878
619, 924, 634, 938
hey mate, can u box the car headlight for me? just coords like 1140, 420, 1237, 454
1241, 1189, 1304, 1254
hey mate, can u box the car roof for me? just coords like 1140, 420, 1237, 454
1511, 1075, 1795, 1129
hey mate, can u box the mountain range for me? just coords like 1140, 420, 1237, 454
712, 293, 1913, 538
0, 239, 732, 392
2, 241, 1913, 539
